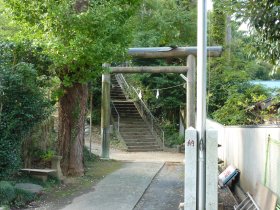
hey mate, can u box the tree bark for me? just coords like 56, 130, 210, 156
58, 83, 88, 176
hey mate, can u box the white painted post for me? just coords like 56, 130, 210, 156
185, 127, 198, 210
206, 129, 218, 210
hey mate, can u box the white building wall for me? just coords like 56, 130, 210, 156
207, 119, 280, 199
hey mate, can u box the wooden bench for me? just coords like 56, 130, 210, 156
20, 168, 56, 182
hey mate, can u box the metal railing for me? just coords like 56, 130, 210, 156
115, 73, 165, 149
234, 192, 260, 210
111, 102, 120, 132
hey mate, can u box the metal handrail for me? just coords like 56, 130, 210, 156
111, 102, 120, 132
115, 73, 165, 148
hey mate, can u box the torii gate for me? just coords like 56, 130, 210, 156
101, 46, 222, 158
100, 46, 222, 210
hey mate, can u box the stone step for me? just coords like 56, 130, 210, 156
122, 135, 155, 139
111, 97, 127, 100
114, 110, 138, 113
124, 140, 157, 144
119, 120, 146, 124
113, 101, 135, 104
120, 127, 150, 130
111, 92, 125, 95
119, 124, 149, 128
121, 131, 153, 135
119, 127, 151, 131
118, 118, 144, 122
127, 147, 162, 152
122, 138, 156, 143
110, 75, 161, 152
113, 105, 136, 108
115, 114, 142, 118
111, 94, 126, 97
126, 143, 159, 148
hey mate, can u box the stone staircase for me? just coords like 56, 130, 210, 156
111, 75, 162, 152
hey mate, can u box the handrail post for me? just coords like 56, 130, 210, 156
151, 113, 154, 133
118, 115, 120, 132
163, 131, 165, 150
111, 102, 120, 132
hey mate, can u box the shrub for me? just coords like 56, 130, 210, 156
0, 43, 52, 178
13, 188, 35, 208
162, 123, 184, 147
0, 181, 16, 205
83, 146, 98, 162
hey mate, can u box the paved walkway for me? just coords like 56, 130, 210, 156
60, 162, 164, 210
58, 142, 184, 210
134, 162, 184, 210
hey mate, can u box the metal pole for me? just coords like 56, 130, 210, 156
197, 0, 207, 209
101, 73, 111, 159
186, 55, 196, 128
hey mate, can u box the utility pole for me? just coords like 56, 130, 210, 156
197, 0, 207, 209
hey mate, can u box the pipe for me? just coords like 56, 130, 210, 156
197, 0, 207, 209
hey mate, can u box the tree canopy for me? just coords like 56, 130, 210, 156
4, 0, 140, 84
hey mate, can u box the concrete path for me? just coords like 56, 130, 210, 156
134, 162, 184, 210
60, 162, 164, 210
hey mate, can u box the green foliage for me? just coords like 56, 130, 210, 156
135, 72, 185, 123
0, 0, 20, 40
0, 181, 16, 205
132, 0, 197, 47
40, 149, 56, 162
207, 38, 272, 125
212, 84, 269, 125
233, 0, 280, 65
4, 0, 141, 86
0, 43, 51, 178
207, 24, 274, 124
162, 123, 184, 147
12, 188, 35, 208
83, 146, 98, 162
209, 0, 226, 45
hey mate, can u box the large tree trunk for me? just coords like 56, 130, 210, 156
58, 83, 88, 176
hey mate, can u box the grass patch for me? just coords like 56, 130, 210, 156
35, 156, 123, 208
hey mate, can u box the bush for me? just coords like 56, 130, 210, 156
83, 146, 98, 162
0, 181, 16, 205
13, 188, 35, 208
0, 43, 52, 178
162, 123, 184, 147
